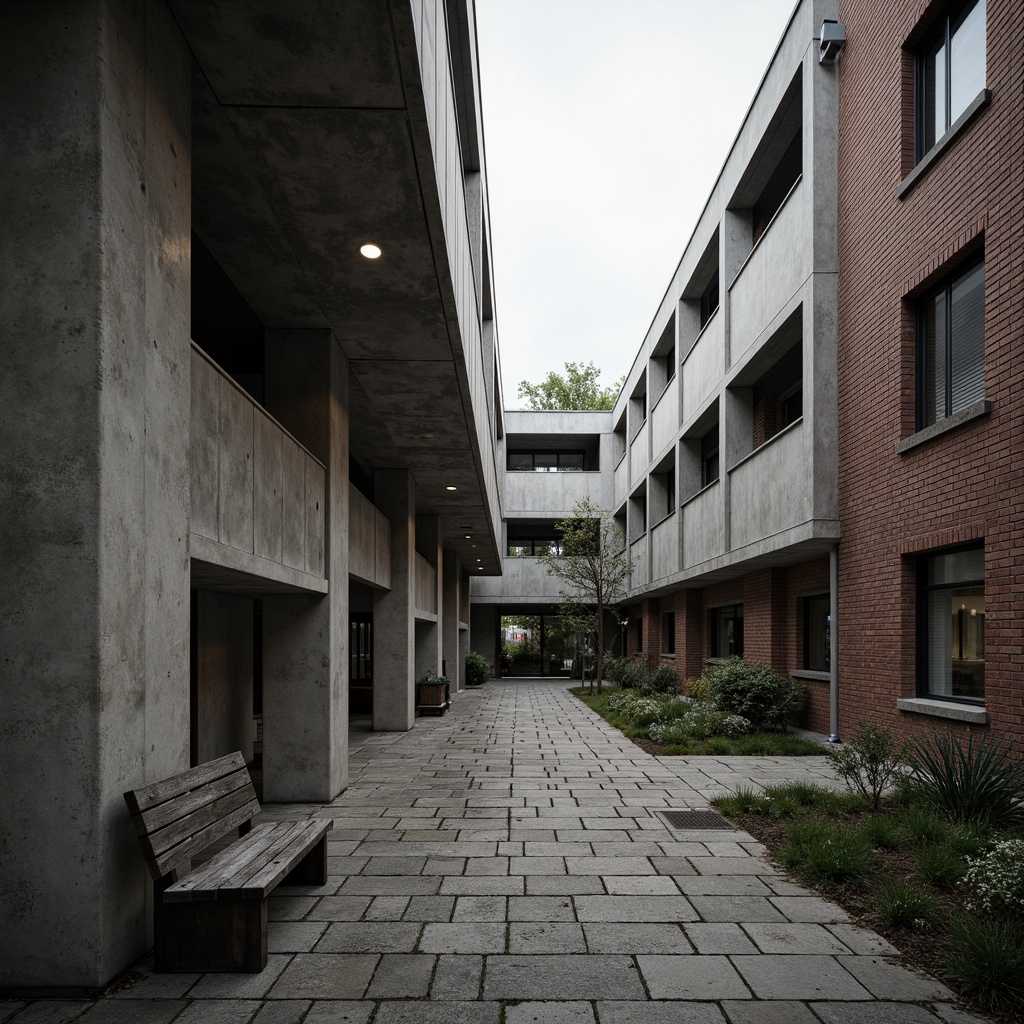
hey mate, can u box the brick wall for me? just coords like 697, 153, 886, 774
837, 0, 1024, 741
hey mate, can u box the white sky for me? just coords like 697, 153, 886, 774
475, 0, 799, 406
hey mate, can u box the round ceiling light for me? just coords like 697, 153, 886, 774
446, 485, 457, 491
359, 243, 382, 260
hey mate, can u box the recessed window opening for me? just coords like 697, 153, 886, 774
700, 268, 720, 328
662, 612, 676, 655
918, 545, 985, 702
753, 131, 802, 244
700, 425, 720, 488
803, 594, 830, 671
752, 341, 802, 449
508, 450, 585, 472
710, 604, 744, 658
917, 0, 986, 159
507, 521, 563, 557
917, 256, 984, 428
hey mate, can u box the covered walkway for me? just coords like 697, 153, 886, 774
4, 679, 985, 1023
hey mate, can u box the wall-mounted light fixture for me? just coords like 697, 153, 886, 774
818, 20, 846, 64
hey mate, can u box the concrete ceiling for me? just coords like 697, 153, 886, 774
172, 0, 500, 572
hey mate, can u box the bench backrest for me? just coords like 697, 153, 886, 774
123, 751, 261, 882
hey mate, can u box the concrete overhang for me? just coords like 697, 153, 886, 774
170, 0, 501, 572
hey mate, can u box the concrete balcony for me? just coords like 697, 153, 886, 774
629, 421, 649, 482
613, 455, 628, 510
503, 471, 604, 517
650, 513, 679, 584
729, 421, 809, 551
728, 180, 810, 363
629, 535, 649, 591
471, 557, 564, 604
682, 311, 724, 426
190, 346, 326, 592
683, 481, 725, 570
349, 485, 391, 590
651, 374, 679, 458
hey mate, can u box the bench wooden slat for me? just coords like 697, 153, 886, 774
145, 785, 261, 876
125, 752, 247, 815
223, 820, 331, 899
129, 767, 253, 839
150, 798, 260, 881
164, 822, 297, 901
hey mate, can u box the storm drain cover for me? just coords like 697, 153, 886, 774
659, 809, 735, 830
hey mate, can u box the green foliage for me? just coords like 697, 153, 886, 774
825, 723, 909, 810
915, 844, 967, 890
603, 655, 647, 689
908, 730, 1024, 828
716, 782, 862, 820
729, 734, 825, 756
517, 360, 624, 411
899, 807, 948, 845
648, 707, 750, 743
858, 814, 909, 852
705, 657, 804, 731
638, 664, 680, 696
684, 674, 713, 703
945, 917, 1024, 1010
779, 820, 874, 885
964, 839, 1024, 916
878, 880, 940, 930
464, 650, 493, 687
714, 786, 769, 816
416, 672, 450, 687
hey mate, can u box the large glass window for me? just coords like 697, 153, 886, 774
918, 258, 984, 427
508, 450, 586, 472
918, 0, 986, 157
803, 594, 830, 672
919, 546, 985, 702
710, 604, 743, 658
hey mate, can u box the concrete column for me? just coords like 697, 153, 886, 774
373, 470, 416, 730
414, 515, 444, 681
443, 551, 462, 688
262, 330, 349, 802
0, 0, 191, 990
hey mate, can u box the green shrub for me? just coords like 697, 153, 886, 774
908, 730, 1024, 828
605, 655, 646, 689
825, 723, 909, 810
683, 706, 751, 739
899, 807, 947, 845
714, 786, 771, 816
779, 820, 873, 885
859, 814, 908, 851
964, 839, 1024, 916
684, 673, 713, 703
639, 664, 680, 695
878, 880, 940, 930
915, 844, 967, 890
464, 650, 493, 687
706, 657, 804, 731
945, 917, 1024, 1010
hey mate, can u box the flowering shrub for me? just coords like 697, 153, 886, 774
648, 708, 750, 743
964, 839, 1024, 916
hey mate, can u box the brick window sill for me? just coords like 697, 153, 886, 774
896, 697, 988, 725
897, 90, 991, 200
895, 399, 991, 455
791, 670, 830, 683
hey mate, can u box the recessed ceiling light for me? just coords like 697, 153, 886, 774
446, 485, 457, 491
359, 243, 382, 259
464, 534, 472, 539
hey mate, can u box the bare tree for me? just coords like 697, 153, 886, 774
538, 498, 634, 693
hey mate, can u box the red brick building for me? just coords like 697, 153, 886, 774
837, 0, 1023, 740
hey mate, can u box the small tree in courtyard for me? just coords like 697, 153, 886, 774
538, 498, 634, 693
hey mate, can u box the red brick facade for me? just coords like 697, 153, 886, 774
837, 0, 1024, 740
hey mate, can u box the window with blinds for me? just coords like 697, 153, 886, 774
918, 545, 985, 702
918, 258, 984, 428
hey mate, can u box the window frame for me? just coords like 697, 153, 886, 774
915, 255, 985, 429
916, 543, 985, 705
915, 0, 986, 162
709, 604, 744, 658
802, 593, 830, 672
662, 612, 676, 655
700, 268, 720, 328
700, 424, 720, 488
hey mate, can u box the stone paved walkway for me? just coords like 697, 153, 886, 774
2, 679, 989, 1024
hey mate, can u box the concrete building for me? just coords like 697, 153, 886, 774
1, 0, 501, 993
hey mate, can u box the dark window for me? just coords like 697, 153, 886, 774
701, 425, 720, 487
506, 538, 565, 557
662, 612, 676, 655
710, 605, 744, 658
636, 618, 643, 653
779, 383, 803, 428
666, 468, 676, 517
918, 545, 984, 701
803, 594, 830, 672
918, 258, 984, 427
507, 450, 586, 472
918, 0, 986, 158
700, 268, 720, 328
753, 132, 801, 243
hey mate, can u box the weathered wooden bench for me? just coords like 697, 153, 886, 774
123, 751, 332, 972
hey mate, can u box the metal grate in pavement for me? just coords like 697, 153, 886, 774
659, 809, 735, 830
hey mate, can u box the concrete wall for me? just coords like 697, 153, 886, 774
349, 484, 392, 590
0, 0, 191, 990
472, 557, 566, 605
194, 590, 253, 765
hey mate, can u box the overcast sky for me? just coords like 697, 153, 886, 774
475, 0, 798, 406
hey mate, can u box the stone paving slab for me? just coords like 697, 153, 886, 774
9, 679, 990, 1024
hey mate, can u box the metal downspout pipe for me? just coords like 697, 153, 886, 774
829, 544, 841, 743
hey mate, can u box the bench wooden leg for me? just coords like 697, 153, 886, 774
282, 833, 328, 887
155, 898, 267, 973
